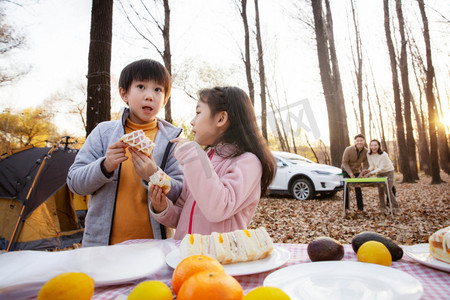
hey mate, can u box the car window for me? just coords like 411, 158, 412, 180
278, 155, 313, 164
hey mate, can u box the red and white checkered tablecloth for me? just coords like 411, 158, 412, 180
92, 240, 450, 300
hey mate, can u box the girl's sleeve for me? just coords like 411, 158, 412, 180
67, 125, 113, 195
174, 142, 262, 223
150, 182, 187, 228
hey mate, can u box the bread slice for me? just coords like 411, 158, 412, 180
210, 232, 226, 262
201, 234, 215, 259
179, 233, 202, 259
254, 227, 274, 259
234, 229, 257, 261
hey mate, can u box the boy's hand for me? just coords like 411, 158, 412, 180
103, 141, 128, 173
149, 184, 167, 213
129, 147, 158, 180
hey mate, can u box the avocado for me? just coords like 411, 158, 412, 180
351, 232, 403, 261
307, 237, 345, 262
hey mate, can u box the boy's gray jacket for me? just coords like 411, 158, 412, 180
67, 108, 183, 247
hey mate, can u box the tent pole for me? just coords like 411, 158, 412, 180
6, 204, 25, 252
6, 146, 56, 252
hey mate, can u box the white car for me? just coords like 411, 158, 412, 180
270, 151, 344, 200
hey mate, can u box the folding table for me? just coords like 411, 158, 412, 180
343, 177, 393, 218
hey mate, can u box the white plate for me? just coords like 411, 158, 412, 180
0, 240, 177, 299
405, 243, 450, 273
264, 261, 423, 300
165, 246, 290, 276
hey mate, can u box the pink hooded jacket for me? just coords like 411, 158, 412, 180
150, 142, 263, 240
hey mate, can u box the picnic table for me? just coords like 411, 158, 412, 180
343, 177, 394, 217
1, 239, 448, 299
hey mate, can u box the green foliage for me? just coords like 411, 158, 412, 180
0, 108, 59, 154
172, 119, 194, 140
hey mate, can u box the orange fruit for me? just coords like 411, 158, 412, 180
357, 241, 392, 266
127, 280, 172, 300
172, 255, 225, 295
37, 272, 94, 300
177, 270, 244, 300
243, 286, 291, 299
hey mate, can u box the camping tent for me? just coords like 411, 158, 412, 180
0, 144, 86, 251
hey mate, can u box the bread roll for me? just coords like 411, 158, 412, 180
429, 226, 450, 264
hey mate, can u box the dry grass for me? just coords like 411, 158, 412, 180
249, 172, 450, 245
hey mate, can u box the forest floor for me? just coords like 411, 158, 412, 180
249, 171, 449, 245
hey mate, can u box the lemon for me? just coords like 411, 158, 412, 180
127, 280, 172, 300
357, 240, 392, 266
243, 286, 291, 300
37, 272, 95, 300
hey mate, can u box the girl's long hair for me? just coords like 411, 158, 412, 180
198, 87, 276, 196
368, 139, 383, 155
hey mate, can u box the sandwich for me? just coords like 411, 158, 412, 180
179, 227, 274, 264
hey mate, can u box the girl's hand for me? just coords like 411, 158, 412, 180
149, 184, 167, 213
129, 147, 158, 180
103, 141, 128, 173
170, 137, 191, 152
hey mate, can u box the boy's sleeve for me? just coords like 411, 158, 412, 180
67, 125, 114, 195
160, 142, 184, 201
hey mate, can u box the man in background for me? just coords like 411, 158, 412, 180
341, 134, 369, 211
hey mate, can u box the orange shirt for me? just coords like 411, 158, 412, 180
110, 119, 158, 244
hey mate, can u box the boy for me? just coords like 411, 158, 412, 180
67, 59, 183, 247
341, 134, 369, 211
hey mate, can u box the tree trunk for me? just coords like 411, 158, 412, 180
368, 58, 388, 152
239, 0, 255, 105
417, 0, 442, 184
350, 0, 365, 137
324, 0, 350, 146
86, 0, 113, 136
311, 0, 349, 167
409, 38, 431, 175
434, 79, 450, 174
254, 0, 267, 140
268, 93, 287, 151
121, 0, 173, 123
162, 0, 172, 123
411, 94, 431, 174
383, 0, 414, 182
395, 0, 419, 179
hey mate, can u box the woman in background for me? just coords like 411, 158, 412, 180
364, 139, 400, 214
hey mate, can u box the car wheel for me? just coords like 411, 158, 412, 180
290, 178, 314, 200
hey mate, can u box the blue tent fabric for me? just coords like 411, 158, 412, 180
0, 147, 78, 218
0, 145, 83, 251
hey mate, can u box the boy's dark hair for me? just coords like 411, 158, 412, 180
119, 59, 172, 103
354, 133, 365, 140
368, 139, 384, 155
198, 86, 276, 196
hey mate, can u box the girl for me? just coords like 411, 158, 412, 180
149, 86, 276, 239
364, 139, 400, 214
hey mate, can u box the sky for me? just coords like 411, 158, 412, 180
1, 0, 449, 144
